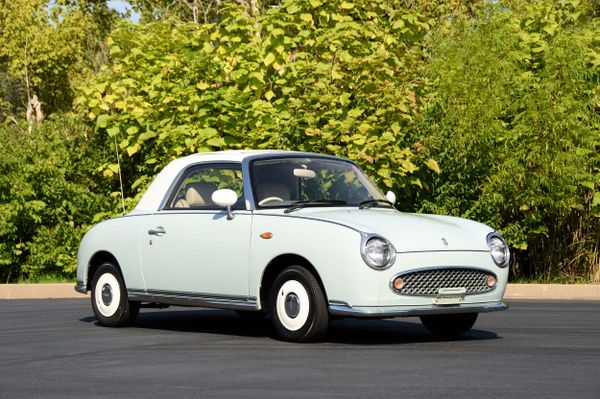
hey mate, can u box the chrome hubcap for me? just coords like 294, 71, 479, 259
101, 283, 113, 306
284, 293, 300, 318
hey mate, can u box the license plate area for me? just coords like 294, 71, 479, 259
433, 287, 466, 306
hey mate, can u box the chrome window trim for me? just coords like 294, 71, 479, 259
243, 153, 364, 211
158, 161, 244, 211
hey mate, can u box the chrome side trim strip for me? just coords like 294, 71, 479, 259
127, 289, 257, 311
328, 301, 508, 318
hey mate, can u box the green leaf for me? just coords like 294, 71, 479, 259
347, 108, 364, 118
263, 53, 276, 66
300, 13, 314, 25
425, 159, 441, 174
286, 4, 300, 14
592, 192, 600, 207
95, 114, 111, 129
206, 137, 224, 147
126, 143, 140, 157
106, 127, 120, 137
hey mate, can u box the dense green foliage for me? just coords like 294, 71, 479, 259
0, 116, 112, 282
410, 0, 600, 281
78, 0, 435, 204
0, 0, 598, 283
0, 0, 116, 119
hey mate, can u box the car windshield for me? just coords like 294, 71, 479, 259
251, 157, 387, 209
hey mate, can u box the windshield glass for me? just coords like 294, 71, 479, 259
251, 157, 387, 208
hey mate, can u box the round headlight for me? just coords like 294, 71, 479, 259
487, 232, 510, 267
361, 235, 396, 270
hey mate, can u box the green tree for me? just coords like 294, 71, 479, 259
410, 0, 600, 282
77, 0, 435, 211
0, 0, 116, 121
0, 116, 113, 282
129, 0, 281, 23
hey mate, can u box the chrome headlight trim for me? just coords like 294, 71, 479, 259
486, 232, 510, 268
360, 233, 397, 270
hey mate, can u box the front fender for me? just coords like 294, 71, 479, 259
76, 215, 147, 292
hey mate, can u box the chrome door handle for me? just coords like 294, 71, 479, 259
148, 226, 166, 236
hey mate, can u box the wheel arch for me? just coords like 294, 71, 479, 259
87, 251, 124, 291
258, 254, 328, 311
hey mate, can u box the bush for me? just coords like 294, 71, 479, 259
76, 0, 438, 204
409, 0, 600, 282
0, 116, 113, 282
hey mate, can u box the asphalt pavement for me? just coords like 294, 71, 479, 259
0, 299, 599, 398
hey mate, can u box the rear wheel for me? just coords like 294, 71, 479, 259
420, 313, 478, 338
91, 263, 140, 327
270, 266, 329, 342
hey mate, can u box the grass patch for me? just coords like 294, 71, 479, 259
16, 274, 75, 284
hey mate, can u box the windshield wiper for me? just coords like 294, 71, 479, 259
358, 199, 395, 209
284, 199, 347, 214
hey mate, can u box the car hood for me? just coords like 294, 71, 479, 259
288, 208, 494, 253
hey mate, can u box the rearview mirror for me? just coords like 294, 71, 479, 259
293, 168, 316, 179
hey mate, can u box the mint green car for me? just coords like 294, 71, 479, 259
76, 150, 509, 342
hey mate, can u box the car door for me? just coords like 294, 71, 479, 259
140, 163, 251, 299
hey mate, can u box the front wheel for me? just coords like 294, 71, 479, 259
91, 263, 140, 327
270, 266, 329, 342
420, 313, 478, 338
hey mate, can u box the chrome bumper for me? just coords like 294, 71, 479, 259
328, 301, 508, 318
74, 281, 87, 294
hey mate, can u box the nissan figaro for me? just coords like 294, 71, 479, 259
76, 150, 509, 342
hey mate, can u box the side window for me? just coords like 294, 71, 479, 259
166, 164, 245, 210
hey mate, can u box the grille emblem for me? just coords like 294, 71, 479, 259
441, 238, 448, 247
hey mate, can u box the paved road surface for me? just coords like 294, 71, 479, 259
0, 300, 598, 398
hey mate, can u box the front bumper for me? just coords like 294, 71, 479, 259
328, 301, 508, 318
74, 281, 87, 294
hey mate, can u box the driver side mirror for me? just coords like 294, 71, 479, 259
212, 189, 238, 220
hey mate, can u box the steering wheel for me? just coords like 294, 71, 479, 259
258, 196, 284, 206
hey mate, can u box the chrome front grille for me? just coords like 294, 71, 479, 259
392, 268, 496, 296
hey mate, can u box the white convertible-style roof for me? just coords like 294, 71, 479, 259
131, 150, 317, 213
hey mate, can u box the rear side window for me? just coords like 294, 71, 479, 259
165, 164, 245, 210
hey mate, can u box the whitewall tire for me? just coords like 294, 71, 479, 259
270, 266, 329, 342
91, 263, 140, 327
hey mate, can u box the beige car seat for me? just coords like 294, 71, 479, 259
185, 182, 218, 207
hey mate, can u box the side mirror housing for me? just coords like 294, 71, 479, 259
386, 191, 396, 204
212, 189, 238, 220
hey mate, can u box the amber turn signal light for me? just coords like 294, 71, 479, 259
393, 277, 405, 290
260, 232, 273, 239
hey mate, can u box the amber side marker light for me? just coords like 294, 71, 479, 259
486, 275, 497, 287
393, 277, 405, 290
260, 232, 273, 239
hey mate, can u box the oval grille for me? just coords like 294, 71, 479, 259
393, 268, 496, 296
